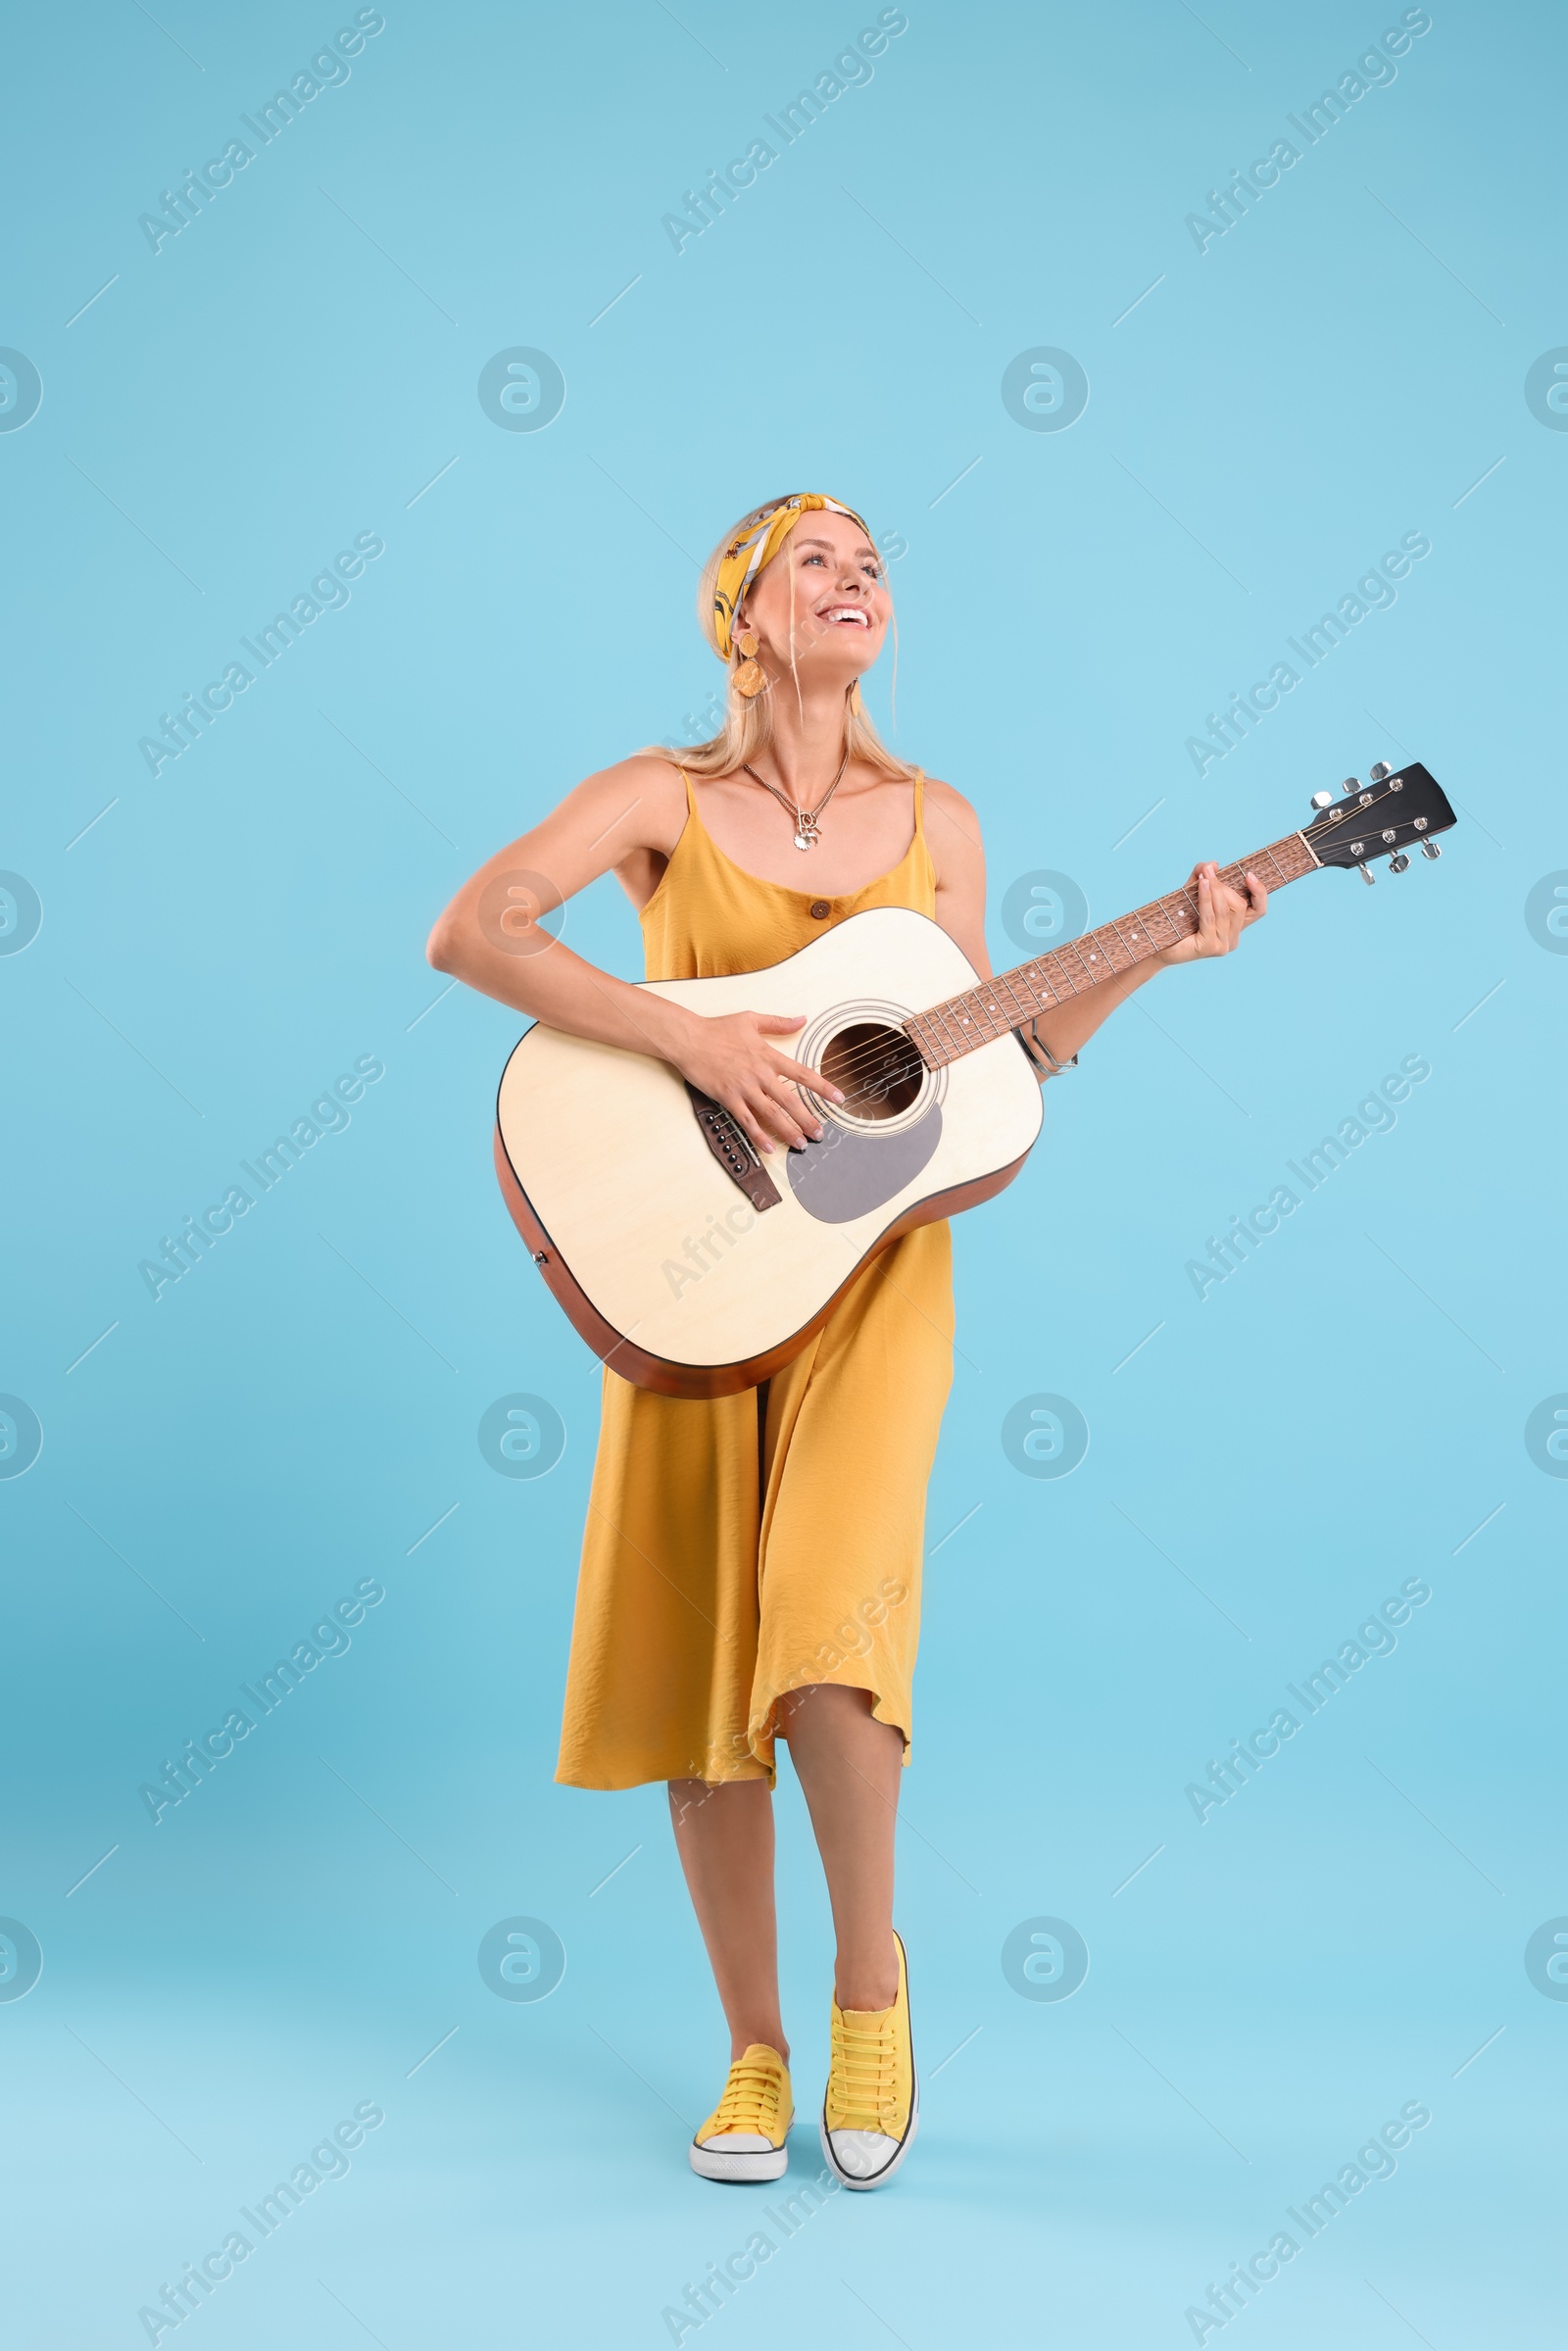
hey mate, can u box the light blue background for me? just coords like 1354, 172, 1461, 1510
4, 2, 1561, 2343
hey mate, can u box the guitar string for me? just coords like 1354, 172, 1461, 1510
758, 781, 1422, 1108
786, 879, 1227, 1108
787, 879, 1216, 1098
793, 848, 1279, 1099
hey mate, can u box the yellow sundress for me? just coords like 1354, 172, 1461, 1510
555, 767, 955, 1789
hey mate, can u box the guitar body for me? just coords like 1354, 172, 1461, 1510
494, 906, 1044, 1398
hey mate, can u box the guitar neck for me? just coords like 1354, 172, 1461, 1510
906, 828, 1319, 1068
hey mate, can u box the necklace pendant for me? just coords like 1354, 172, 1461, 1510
794, 815, 818, 851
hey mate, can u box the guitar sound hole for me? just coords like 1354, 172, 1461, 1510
818, 1022, 924, 1122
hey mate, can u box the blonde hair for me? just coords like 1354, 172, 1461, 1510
649, 495, 914, 782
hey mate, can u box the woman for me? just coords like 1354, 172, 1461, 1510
426, 492, 1265, 2191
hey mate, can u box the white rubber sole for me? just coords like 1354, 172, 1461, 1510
689, 2135, 790, 2183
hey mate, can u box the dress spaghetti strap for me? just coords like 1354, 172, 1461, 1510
911, 767, 926, 836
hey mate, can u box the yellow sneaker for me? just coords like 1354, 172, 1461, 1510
820, 1930, 917, 2189
689, 2043, 793, 2182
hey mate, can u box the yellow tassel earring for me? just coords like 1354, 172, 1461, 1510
733, 630, 764, 699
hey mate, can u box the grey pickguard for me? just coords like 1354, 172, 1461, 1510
784, 1103, 943, 1223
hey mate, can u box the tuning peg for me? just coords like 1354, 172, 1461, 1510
1421, 838, 1442, 859
1360, 862, 1376, 885
1370, 761, 1392, 782
1309, 790, 1334, 810
1389, 851, 1411, 873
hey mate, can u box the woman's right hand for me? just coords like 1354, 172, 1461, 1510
670, 1010, 843, 1155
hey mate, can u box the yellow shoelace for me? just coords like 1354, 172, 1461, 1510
828, 2004, 902, 2133
708, 2052, 784, 2138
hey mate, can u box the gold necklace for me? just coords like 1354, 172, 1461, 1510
741, 749, 851, 851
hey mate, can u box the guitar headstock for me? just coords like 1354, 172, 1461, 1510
1304, 761, 1457, 877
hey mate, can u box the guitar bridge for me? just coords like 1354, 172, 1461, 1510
685, 1083, 781, 1212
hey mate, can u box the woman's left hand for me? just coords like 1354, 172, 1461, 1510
1154, 861, 1267, 966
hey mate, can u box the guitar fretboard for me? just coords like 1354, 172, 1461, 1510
906, 830, 1318, 1068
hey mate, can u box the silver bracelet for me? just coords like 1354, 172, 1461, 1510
1027, 1018, 1079, 1075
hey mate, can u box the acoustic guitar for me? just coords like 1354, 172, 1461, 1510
495, 760, 1455, 1398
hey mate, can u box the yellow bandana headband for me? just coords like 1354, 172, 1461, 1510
711, 494, 874, 661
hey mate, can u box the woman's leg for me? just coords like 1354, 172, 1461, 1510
775, 1686, 902, 2012
667, 1779, 789, 2061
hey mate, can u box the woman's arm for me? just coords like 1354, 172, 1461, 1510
426, 756, 840, 1155
923, 777, 1268, 1078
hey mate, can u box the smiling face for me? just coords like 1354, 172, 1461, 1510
737, 509, 890, 689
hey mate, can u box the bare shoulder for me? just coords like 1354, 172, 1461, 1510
920, 773, 986, 879
566, 751, 689, 856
